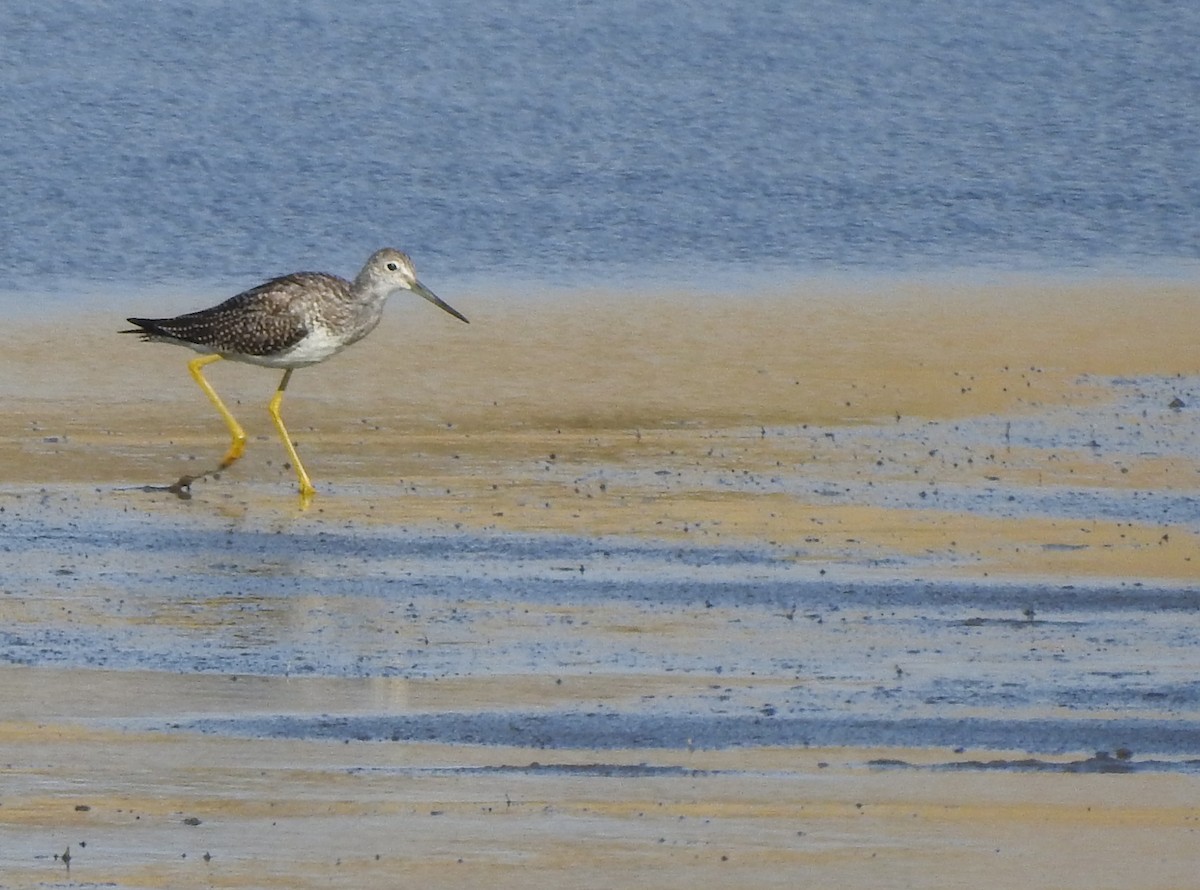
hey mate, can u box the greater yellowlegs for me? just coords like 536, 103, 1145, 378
123, 248, 468, 500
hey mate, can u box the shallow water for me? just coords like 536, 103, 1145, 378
2, 1, 1199, 301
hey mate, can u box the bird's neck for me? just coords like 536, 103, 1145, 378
333, 279, 390, 345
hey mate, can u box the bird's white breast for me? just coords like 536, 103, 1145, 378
240, 324, 349, 369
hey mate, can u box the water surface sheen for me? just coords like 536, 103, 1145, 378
1, 0, 1198, 299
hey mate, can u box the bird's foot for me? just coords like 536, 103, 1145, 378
167, 474, 196, 500
218, 446, 245, 470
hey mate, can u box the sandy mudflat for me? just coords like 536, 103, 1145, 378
1, 278, 1198, 888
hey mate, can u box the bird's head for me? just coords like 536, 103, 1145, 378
364, 248, 469, 324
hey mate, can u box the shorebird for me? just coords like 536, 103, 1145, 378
123, 248, 468, 500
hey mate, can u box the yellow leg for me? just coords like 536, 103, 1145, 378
187, 354, 246, 469
268, 369, 316, 499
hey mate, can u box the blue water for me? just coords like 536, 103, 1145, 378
1, 0, 1198, 301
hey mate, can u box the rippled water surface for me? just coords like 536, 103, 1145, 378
2, 0, 1199, 301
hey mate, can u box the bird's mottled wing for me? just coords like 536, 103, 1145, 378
127, 273, 341, 356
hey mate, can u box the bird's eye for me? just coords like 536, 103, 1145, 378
386, 262, 399, 271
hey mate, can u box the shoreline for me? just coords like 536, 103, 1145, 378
2, 279, 1198, 887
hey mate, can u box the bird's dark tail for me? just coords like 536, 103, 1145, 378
121, 317, 165, 338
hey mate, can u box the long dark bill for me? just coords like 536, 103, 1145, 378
413, 280, 469, 324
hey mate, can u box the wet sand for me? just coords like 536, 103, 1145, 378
1, 278, 1199, 887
